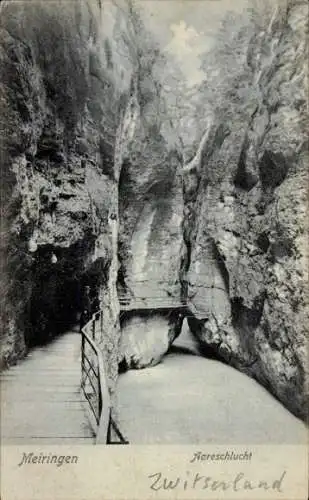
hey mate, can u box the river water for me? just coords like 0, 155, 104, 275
116, 321, 307, 444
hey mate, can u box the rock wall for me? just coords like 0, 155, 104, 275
116, 72, 185, 368
0, 0, 122, 393
182, 1, 308, 419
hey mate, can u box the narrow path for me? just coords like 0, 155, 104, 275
1, 331, 94, 444
117, 325, 307, 444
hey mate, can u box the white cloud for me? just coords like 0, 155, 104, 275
165, 20, 211, 86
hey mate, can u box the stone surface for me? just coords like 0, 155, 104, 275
0, 0, 123, 395
117, 75, 184, 304
120, 312, 183, 369
181, 1, 309, 419
115, 49, 185, 368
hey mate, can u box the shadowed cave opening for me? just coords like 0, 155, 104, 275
24, 235, 105, 347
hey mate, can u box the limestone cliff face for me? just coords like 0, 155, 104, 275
182, 1, 308, 418
116, 73, 185, 368
0, 0, 122, 392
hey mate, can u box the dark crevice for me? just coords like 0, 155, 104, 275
116, 257, 130, 297
118, 159, 133, 204
234, 139, 257, 191
259, 150, 288, 190
118, 357, 128, 374
257, 231, 270, 253
186, 316, 228, 363
231, 294, 265, 330
269, 238, 293, 262
184, 239, 191, 273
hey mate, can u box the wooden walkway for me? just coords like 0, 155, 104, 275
1, 331, 95, 444
119, 298, 187, 312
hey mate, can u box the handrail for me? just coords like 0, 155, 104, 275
118, 294, 185, 299
118, 297, 186, 303
81, 310, 128, 444
118, 296, 187, 310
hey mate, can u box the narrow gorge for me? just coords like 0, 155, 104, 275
0, 0, 308, 440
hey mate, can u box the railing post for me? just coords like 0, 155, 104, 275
81, 334, 84, 388
92, 318, 95, 341
107, 413, 112, 444
96, 394, 110, 444
98, 377, 103, 423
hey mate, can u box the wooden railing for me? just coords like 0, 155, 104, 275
81, 310, 128, 444
117, 279, 187, 310
81, 288, 188, 443
118, 295, 187, 311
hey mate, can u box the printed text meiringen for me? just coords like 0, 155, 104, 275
18, 452, 78, 467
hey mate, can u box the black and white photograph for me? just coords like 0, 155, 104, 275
0, 0, 308, 497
